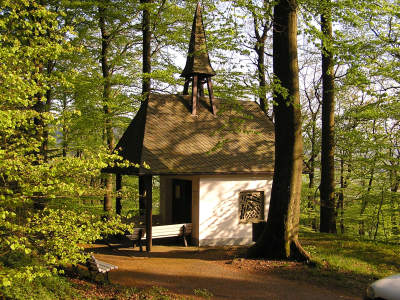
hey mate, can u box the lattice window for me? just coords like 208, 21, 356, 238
239, 191, 264, 223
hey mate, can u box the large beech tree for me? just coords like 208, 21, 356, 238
98, 1, 115, 212
319, 0, 337, 233
248, 0, 310, 261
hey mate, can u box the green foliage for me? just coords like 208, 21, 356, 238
193, 288, 214, 299
2, 275, 77, 300
143, 286, 172, 300
299, 0, 399, 242
0, 0, 134, 293
0, 207, 131, 289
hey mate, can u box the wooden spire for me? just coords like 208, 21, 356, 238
181, 3, 216, 116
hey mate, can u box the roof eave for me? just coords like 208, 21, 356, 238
102, 167, 274, 177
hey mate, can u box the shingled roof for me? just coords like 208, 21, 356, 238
106, 94, 274, 175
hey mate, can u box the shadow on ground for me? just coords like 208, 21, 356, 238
85, 244, 360, 300
86, 240, 245, 261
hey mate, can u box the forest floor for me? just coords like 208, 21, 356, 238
74, 242, 371, 300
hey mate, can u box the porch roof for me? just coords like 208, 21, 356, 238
104, 93, 275, 175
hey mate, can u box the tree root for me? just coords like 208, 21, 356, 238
290, 239, 312, 264
247, 237, 313, 266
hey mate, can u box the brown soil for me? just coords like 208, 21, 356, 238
87, 244, 362, 300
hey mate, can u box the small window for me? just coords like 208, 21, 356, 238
239, 191, 265, 223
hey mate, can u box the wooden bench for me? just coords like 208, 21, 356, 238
126, 223, 192, 251
87, 254, 118, 282
126, 228, 145, 251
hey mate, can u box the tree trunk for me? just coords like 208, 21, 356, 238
338, 158, 346, 234
42, 60, 55, 162
142, 0, 151, 98
374, 189, 384, 240
139, 176, 146, 216
319, 0, 336, 233
116, 174, 122, 215
307, 115, 318, 230
42, 88, 51, 162
256, 43, 267, 113
389, 166, 399, 236
359, 159, 375, 236
99, 3, 114, 212
307, 118, 317, 208
251, 2, 272, 116
33, 94, 45, 160
247, 0, 310, 262
143, 175, 153, 252
30, 3, 48, 164
140, 0, 151, 216
31, 59, 46, 209
62, 95, 68, 157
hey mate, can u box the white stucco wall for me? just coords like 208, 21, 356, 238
198, 175, 272, 246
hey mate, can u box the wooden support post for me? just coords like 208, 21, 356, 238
192, 75, 198, 116
183, 78, 190, 95
138, 176, 146, 216
116, 174, 122, 215
182, 225, 188, 247
138, 229, 143, 252
206, 77, 217, 115
143, 175, 153, 252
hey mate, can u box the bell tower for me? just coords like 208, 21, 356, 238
181, 3, 216, 116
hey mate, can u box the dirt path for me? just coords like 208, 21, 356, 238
89, 244, 361, 300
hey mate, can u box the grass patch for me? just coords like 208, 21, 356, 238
274, 228, 400, 294
2, 275, 78, 300
193, 288, 213, 299
242, 229, 400, 295
300, 229, 399, 279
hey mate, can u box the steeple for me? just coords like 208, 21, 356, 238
181, 3, 217, 116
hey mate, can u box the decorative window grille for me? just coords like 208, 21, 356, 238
239, 191, 264, 223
